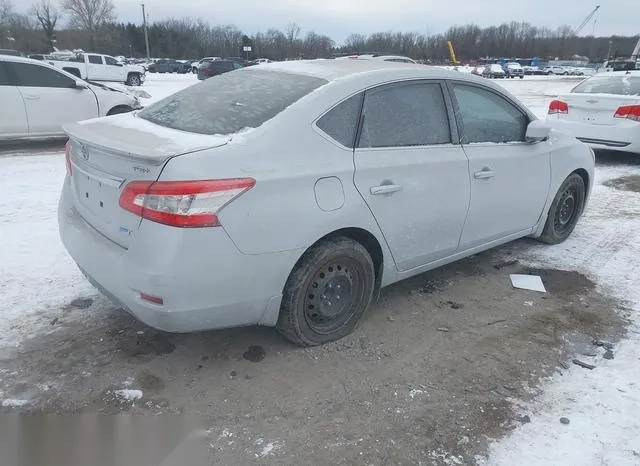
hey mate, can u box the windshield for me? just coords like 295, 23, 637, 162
139, 69, 327, 135
572, 75, 640, 95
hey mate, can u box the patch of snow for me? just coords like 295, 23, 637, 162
114, 389, 143, 402
428, 448, 463, 465
254, 440, 283, 457
482, 163, 640, 465
409, 388, 426, 399
2, 398, 29, 407
0, 155, 95, 353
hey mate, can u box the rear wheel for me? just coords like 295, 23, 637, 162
277, 237, 375, 347
539, 173, 586, 244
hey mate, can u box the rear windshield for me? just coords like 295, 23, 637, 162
572, 75, 640, 96
139, 69, 328, 135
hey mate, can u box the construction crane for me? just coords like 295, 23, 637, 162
447, 41, 460, 65
574, 5, 600, 35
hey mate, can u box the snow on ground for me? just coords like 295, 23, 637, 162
481, 165, 640, 465
0, 154, 94, 354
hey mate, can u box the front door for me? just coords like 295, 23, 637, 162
0, 62, 28, 138
6, 62, 98, 136
448, 82, 551, 250
353, 81, 470, 271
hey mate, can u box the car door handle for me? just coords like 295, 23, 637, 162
23, 95, 41, 100
370, 184, 402, 195
474, 168, 496, 179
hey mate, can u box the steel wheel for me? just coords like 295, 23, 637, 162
277, 237, 375, 346
303, 257, 365, 335
539, 173, 586, 244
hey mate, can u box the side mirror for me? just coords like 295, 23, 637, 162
74, 79, 88, 89
526, 120, 551, 142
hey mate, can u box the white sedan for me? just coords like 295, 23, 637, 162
0, 55, 141, 141
59, 60, 594, 346
546, 71, 640, 153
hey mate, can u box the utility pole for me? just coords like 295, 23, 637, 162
141, 3, 150, 59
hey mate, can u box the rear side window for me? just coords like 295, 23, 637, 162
358, 81, 451, 148
211, 61, 233, 72
316, 93, 363, 148
6, 62, 74, 88
0, 63, 10, 85
139, 69, 327, 135
88, 55, 102, 64
105, 56, 118, 65
572, 76, 640, 96
451, 83, 528, 143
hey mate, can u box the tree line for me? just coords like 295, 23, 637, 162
1, 0, 638, 62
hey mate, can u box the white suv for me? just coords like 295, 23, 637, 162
0, 55, 141, 140
544, 66, 569, 75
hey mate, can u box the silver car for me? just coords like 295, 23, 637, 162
59, 60, 595, 346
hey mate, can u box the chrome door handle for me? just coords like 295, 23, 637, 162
370, 184, 402, 195
474, 168, 496, 179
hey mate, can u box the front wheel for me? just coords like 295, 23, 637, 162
539, 173, 586, 244
277, 237, 375, 347
126, 73, 141, 86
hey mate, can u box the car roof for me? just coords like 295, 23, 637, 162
255, 59, 476, 82
0, 54, 44, 64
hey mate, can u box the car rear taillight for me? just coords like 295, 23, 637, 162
548, 100, 569, 114
119, 179, 256, 228
614, 105, 640, 121
65, 140, 72, 176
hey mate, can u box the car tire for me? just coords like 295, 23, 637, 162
539, 173, 586, 245
277, 237, 375, 347
126, 73, 141, 86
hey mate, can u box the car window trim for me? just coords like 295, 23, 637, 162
444, 79, 532, 145
355, 79, 456, 150
0, 61, 13, 86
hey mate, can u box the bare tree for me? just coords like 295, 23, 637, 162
62, 0, 115, 49
32, 0, 59, 49
284, 21, 300, 58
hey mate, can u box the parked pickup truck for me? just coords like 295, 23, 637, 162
47, 53, 145, 86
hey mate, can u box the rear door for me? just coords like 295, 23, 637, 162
448, 81, 550, 250
353, 80, 470, 271
6, 61, 98, 136
104, 56, 126, 81
86, 54, 109, 80
0, 61, 28, 138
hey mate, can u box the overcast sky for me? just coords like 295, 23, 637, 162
27, 0, 640, 44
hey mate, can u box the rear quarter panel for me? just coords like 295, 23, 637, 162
157, 80, 398, 285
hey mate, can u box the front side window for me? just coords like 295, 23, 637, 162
450, 83, 528, 143
139, 69, 327, 135
316, 92, 363, 148
88, 55, 102, 64
358, 81, 451, 148
104, 56, 118, 66
7, 62, 74, 88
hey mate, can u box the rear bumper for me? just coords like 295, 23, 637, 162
58, 177, 300, 332
547, 118, 640, 154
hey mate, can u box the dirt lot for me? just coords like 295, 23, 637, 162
0, 239, 626, 465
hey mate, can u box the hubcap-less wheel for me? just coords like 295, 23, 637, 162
539, 173, 586, 245
277, 237, 375, 347
303, 258, 363, 335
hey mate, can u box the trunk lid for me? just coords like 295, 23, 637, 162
558, 93, 640, 125
64, 114, 232, 248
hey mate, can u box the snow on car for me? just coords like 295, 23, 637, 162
0, 55, 142, 140
546, 71, 640, 154
58, 60, 594, 346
